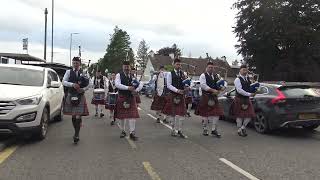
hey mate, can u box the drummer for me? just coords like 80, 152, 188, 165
106, 72, 118, 126
91, 70, 107, 118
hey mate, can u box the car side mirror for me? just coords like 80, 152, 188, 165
50, 81, 61, 88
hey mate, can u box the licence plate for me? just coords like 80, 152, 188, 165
299, 114, 317, 120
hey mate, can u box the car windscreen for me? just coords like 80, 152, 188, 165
0, 67, 44, 87
279, 86, 320, 98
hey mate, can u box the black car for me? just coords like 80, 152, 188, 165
219, 83, 320, 133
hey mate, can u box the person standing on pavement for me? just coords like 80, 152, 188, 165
232, 64, 256, 137
195, 61, 225, 138
162, 58, 190, 138
106, 72, 118, 126
91, 70, 107, 118
151, 65, 168, 123
62, 57, 90, 144
114, 61, 143, 141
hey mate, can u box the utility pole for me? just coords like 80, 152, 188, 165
44, 8, 48, 61
51, 0, 54, 63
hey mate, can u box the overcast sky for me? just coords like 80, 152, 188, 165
0, 0, 241, 65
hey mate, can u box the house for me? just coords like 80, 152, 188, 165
141, 53, 240, 84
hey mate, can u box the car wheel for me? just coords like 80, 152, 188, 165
254, 112, 270, 134
303, 124, 319, 131
54, 102, 64, 122
35, 108, 49, 140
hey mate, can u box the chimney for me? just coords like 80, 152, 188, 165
169, 53, 175, 59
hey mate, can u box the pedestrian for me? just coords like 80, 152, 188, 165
106, 72, 118, 125
232, 65, 256, 137
162, 58, 190, 138
91, 70, 107, 118
151, 65, 168, 123
62, 57, 90, 144
195, 61, 225, 137
114, 61, 143, 141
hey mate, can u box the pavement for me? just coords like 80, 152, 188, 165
0, 92, 320, 180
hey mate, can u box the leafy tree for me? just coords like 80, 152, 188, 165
100, 26, 135, 73
233, 0, 320, 81
136, 39, 149, 69
157, 43, 182, 57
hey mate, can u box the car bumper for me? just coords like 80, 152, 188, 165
0, 121, 40, 135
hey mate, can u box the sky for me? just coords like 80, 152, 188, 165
0, 0, 241, 66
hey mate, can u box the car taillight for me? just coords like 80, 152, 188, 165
271, 89, 286, 104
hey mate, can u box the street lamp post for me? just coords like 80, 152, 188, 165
51, 0, 54, 63
69, 33, 79, 66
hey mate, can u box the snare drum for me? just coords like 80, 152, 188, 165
93, 89, 105, 101
107, 93, 118, 106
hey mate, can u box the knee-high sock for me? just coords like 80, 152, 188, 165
95, 105, 99, 114
170, 116, 176, 131
156, 111, 162, 119
177, 116, 184, 131
73, 116, 82, 137
120, 120, 127, 132
110, 110, 114, 118
242, 118, 251, 129
99, 105, 103, 113
129, 119, 136, 133
236, 118, 243, 129
208, 116, 219, 131
203, 118, 209, 130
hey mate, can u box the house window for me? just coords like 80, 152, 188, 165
0, 58, 8, 64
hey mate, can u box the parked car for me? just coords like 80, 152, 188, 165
144, 81, 155, 97
219, 83, 320, 133
0, 64, 65, 139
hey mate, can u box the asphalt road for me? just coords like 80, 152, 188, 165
0, 92, 320, 180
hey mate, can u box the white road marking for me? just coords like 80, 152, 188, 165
147, 114, 172, 130
219, 158, 260, 180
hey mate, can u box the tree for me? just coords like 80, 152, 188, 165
136, 39, 149, 69
233, 0, 320, 81
157, 44, 182, 57
100, 26, 135, 73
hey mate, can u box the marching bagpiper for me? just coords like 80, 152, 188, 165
105, 72, 118, 126
114, 61, 143, 141
162, 58, 190, 138
91, 70, 107, 118
62, 57, 90, 144
151, 65, 168, 123
196, 61, 226, 137
232, 65, 256, 137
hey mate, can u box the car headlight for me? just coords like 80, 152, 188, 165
16, 95, 43, 105
16, 112, 37, 122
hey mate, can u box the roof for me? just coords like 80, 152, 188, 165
149, 55, 232, 76
0, 63, 46, 71
27, 62, 71, 70
0, 53, 46, 63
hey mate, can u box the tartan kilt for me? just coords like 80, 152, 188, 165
185, 95, 192, 104
162, 93, 186, 116
135, 95, 141, 104
195, 94, 223, 117
114, 95, 139, 119
91, 98, 105, 105
231, 96, 256, 118
151, 95, 166, 111
63, 93, 89, 116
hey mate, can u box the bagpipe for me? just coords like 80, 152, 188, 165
78, 74, 90, 88
214, 74, 228, 91
248, 73, 261, 94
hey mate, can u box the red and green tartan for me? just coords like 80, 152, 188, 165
114, 95, 140, 119
63, 94, 89, 116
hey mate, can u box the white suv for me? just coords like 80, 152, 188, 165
0, 64, 65, 140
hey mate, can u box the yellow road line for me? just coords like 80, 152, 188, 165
143, 162, 162, 180
0, 145, 18, 164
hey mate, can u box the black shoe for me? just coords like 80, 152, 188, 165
203, 129, 209, 136
129, 132, 138, 141
171, 130, 177, 137
238, 130, 244, 137
94, 113, 98, 117
186, 112, 191, 117
156, 118, 161, 123
163, 119, 169, 124
242, 129, 248, 137
120, 131, 126, 138
178, 131, 187, 139
73, 136, 80, 144
110, 120, 115, 126
211, 130, 221, 138
100, 113, 105, 118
